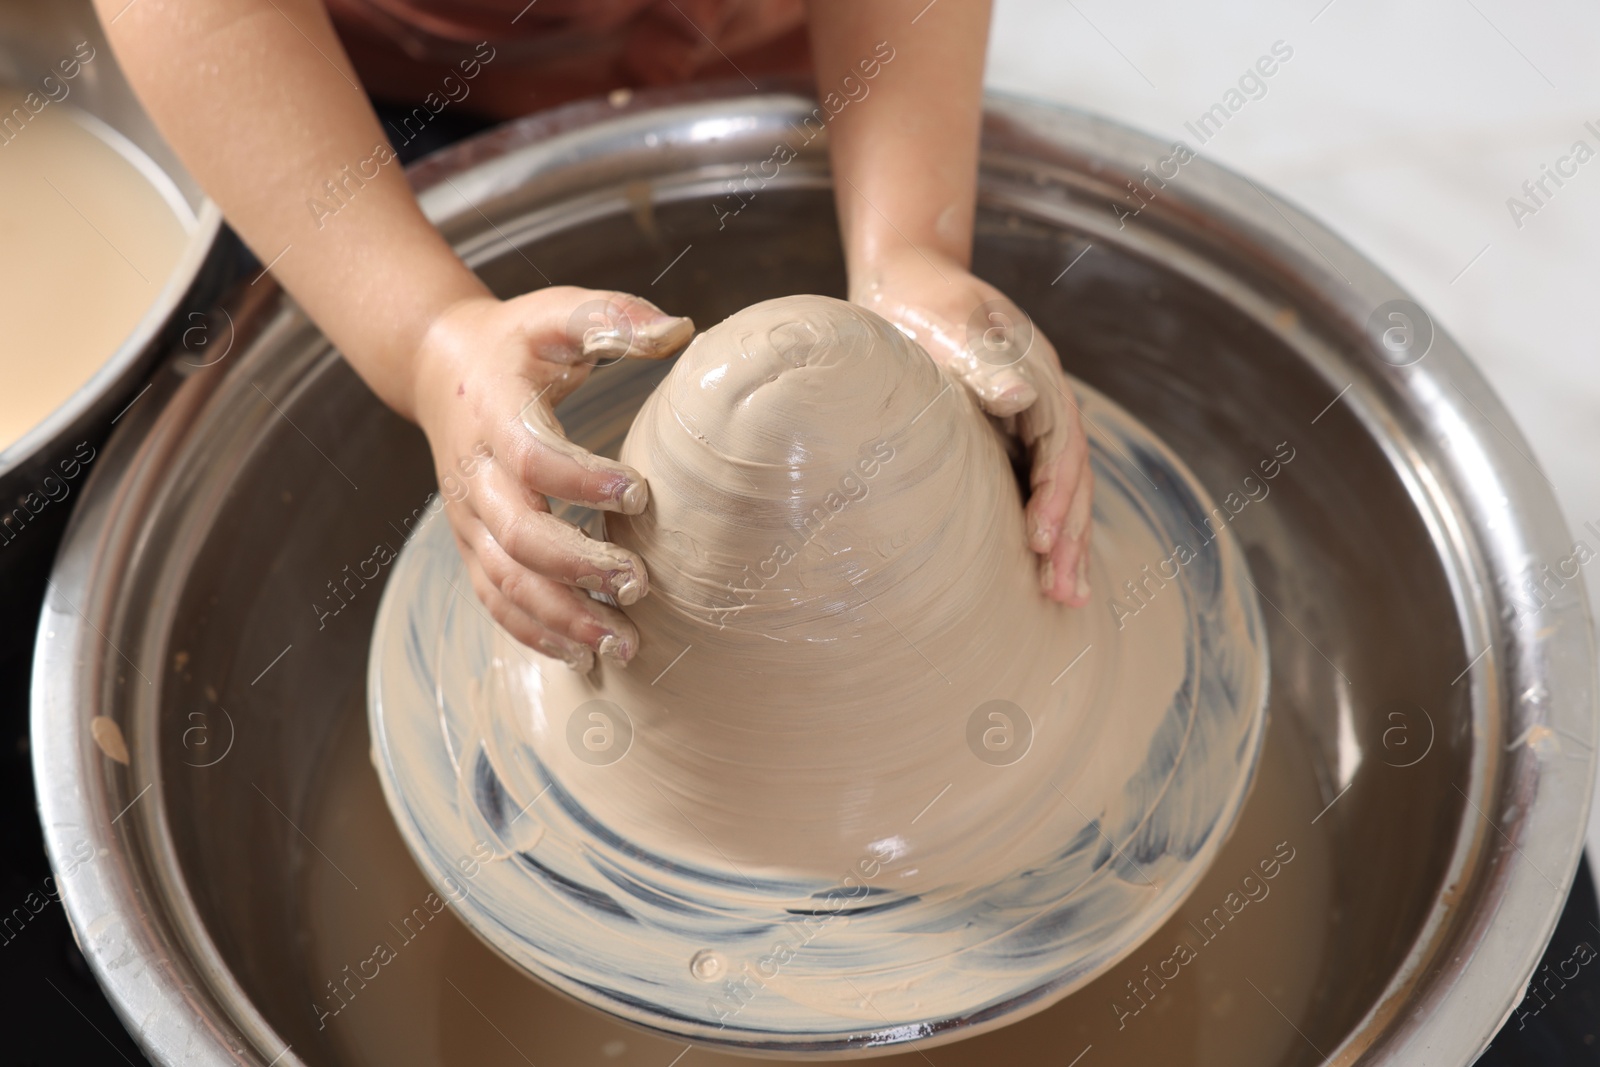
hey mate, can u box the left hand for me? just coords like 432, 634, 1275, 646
851, 249, 1093, 606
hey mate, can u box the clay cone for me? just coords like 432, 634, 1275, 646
510, 295, 1167, 893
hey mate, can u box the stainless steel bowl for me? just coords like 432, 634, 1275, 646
0, 0, 225, 637
32, 88, 1597, 1066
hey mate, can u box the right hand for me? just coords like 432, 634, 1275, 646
851, 249, 1094, 606
410, 288, 694, 672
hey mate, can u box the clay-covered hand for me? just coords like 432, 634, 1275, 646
410, 289, 695, 669
852, 250, 1093, 605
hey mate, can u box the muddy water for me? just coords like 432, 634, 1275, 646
0, 89, 191, 450
301, 695, 1333, 1067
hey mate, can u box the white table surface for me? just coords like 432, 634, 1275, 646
986, 0, 1600, 865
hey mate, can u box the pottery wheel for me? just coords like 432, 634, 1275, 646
368, 295, 1268, 1054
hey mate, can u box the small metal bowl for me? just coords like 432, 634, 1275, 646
0, 0, 225, 625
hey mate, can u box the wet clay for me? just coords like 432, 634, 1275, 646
0, 89, 191, 450
500, 295, 1188, 889
310, 696, 1329, 1067
369, 294, 1268, 1045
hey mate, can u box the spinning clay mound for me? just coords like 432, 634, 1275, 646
369, 294, 1268, 1052
539, 295, 1185, 888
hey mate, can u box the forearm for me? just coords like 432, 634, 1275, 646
94, 0, 486, 419
806, 0, 991, 281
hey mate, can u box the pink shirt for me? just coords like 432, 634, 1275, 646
328, 0, 809, 113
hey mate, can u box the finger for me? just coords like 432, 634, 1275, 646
1044, 467, 1094, 606
474, 469, 648, 605
953, 356, 1039, 419
531, 287, 695, 367
461, 552, 596, 672
472, 524, 642, 663
953, 301, 1041, 417
891, 301, 1040, 418
1020, 372, 1084, 555
509, 398, 651, 515
497, 288, 694, 513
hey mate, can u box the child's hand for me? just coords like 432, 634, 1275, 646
852, 250, 1093, 606
410, 289, 695, 670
